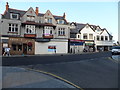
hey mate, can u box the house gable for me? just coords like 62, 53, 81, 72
21, 7, 37, 22
80, 24, 95, 34
101, 29, 110, 36
43, 10, 56, 25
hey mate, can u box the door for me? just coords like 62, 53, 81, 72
23, 44, 27, 54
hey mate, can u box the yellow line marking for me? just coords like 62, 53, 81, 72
107, 57, 119, 64
26, 68, 84, 90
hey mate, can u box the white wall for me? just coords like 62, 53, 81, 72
35, 39, 68, 54
80, 25, 95, 40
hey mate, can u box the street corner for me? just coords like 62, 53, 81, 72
2, 66, 76, 88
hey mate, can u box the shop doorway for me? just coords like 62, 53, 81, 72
23, 44, 27, 54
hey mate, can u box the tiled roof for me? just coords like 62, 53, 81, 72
70, 23, 86, 34
2, 8, 67, 24
76, 23, 86, 31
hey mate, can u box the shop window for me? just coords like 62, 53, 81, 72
28, 42, 32, 51
12, 44, 17, 51
28, 46, 32, 51
18, 45, 22, 51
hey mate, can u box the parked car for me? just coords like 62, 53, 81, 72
111, 46, 120, 55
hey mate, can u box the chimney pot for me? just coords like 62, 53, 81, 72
63, 12, 66, 19
6, 2, 9, 11
35, 7, 39, 16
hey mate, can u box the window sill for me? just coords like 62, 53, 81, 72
8, 32, 18, 34
58, 35, 66, 36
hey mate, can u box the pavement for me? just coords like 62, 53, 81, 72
1, 51, 100, 58
2, 66, 75, 88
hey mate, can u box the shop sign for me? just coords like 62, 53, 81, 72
48, 45, 56, 52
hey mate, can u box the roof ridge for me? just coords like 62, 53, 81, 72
9, 8, 26, 12
53, 15, 63, 17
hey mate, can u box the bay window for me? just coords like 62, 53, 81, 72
25, 25, 35, 34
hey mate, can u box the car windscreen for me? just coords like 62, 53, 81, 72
112, 46, 120, 49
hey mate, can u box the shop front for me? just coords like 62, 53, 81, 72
35, 39, 68, 54
69, 39, 85, 54
9, 37, 35, 55
84, 40, 95, 52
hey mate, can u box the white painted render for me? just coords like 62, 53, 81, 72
80, 25, 95, 40
35, 39, 68, 54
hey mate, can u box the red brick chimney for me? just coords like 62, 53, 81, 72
35, 7, 39, 16
6, 2, 9, 11
63, 12, 66, 19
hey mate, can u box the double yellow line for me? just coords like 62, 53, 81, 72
26, 68, 84, 90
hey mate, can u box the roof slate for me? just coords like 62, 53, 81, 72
70, 23, 86, 33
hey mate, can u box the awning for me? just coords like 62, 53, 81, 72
35, 38, 50, 42
85, 43, 94, 46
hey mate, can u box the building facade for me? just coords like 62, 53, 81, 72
1, 2, 70, 55
69, 22, 113, 52
1, 2, 113, 55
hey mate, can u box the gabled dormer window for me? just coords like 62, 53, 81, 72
27, 15, 35, 21
57, 20, 64, 24
45, 18, 52, 23
10, 13, 19, 19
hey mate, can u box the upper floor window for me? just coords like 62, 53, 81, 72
43, 26, 53, 35
58, 28, 65, 36
89, 34, 93, 40
109, 36, 112, 41
83, 33, 87, 39
101, 36, 104, 41
45, 18, 52, 23
25, 25, 35, 34
105, 36, 108, 41
57, 20, 64, 24
10, 13, 19, 19
27, 15, 35, 21
97, 35, 100, 41
77, 34, 80, 39
9, 24, 18, 32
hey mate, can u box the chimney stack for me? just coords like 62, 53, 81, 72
63, 12, 66, 19
35, 7, 39, 16
6, 2, 9, 11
